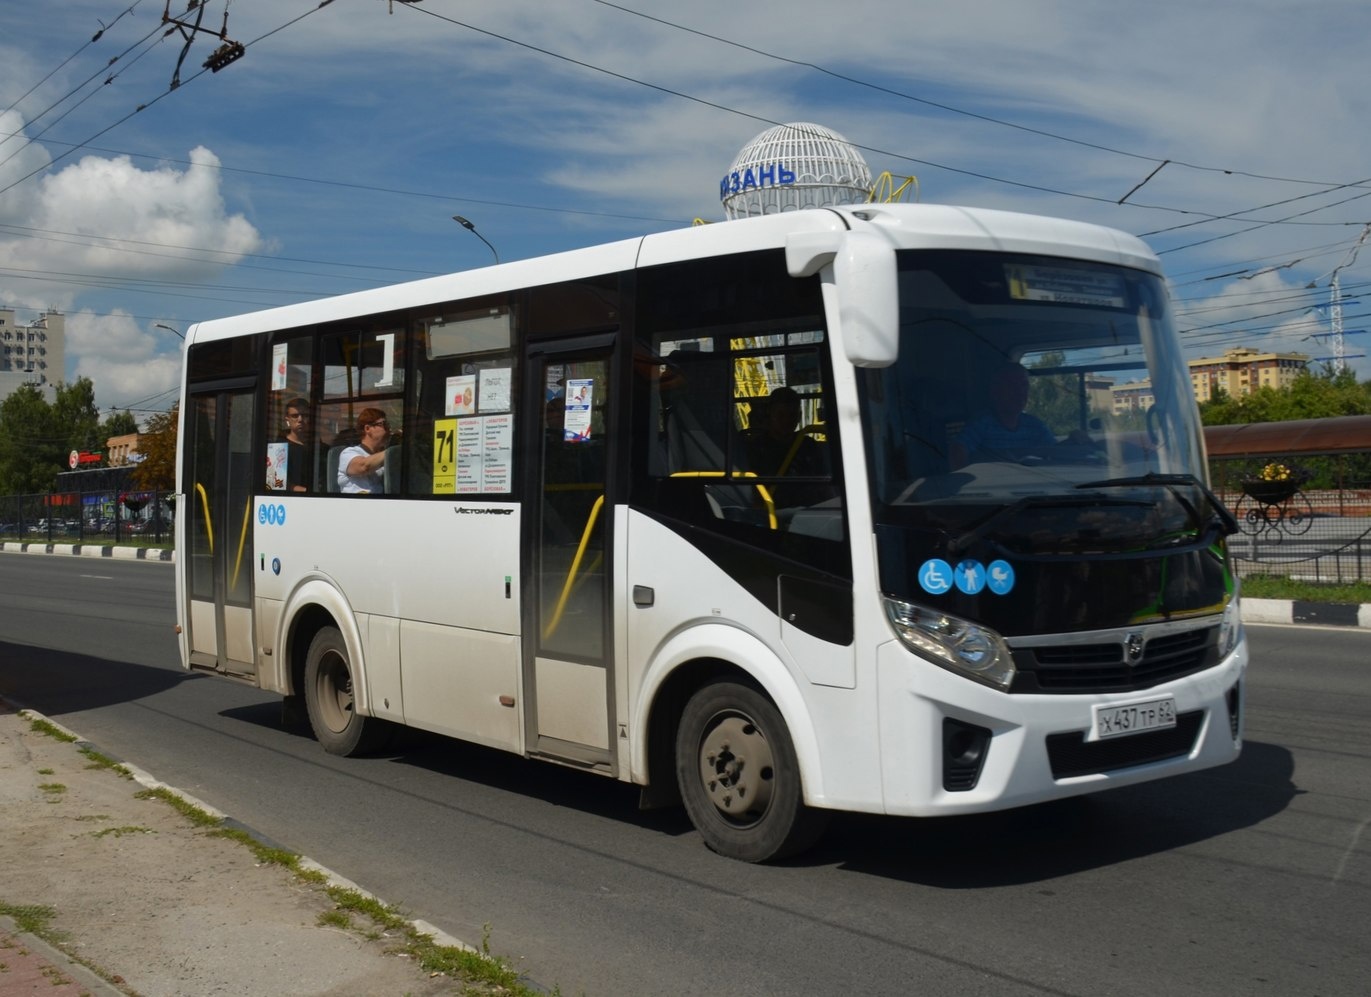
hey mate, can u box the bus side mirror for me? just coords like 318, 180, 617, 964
787, 230, 899, 368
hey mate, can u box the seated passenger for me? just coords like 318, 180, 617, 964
745, 387, 821, 477
744, 387, 833, 508
950, 363, 1056, 468
337, 407, 389, 494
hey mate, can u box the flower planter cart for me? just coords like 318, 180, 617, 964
1235, 476, 1313, 537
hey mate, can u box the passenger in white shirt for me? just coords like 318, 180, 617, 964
337, 407, 389, 494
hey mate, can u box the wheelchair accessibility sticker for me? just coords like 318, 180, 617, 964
918, 558, 1015, 596
258, 502, 287, 526
918, 559, 954, 595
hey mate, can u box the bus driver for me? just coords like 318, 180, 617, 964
949, 362, 1056, 468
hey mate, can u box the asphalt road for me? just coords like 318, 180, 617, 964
1, 552, 1368, 995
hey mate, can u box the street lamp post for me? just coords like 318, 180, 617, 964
452, 215, 499, 264
154, 323, 184, 339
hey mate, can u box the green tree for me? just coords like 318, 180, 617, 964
1027, 351, 1089, 432
0, 378, 127, 493
99, 409, 139, 440
1199, 367, 1371, 425
52, 377, 102, 453
0, 383, 60, 493
131, 405, 177, 492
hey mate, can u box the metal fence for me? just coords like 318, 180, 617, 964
1211, 454, 1371, 584
0, 489, 174, 547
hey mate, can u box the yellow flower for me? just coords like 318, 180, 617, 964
1260, 462, 1290, 481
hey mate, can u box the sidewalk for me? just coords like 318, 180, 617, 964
0, 700, 478, 997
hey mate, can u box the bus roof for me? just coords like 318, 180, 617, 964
187, 204, 1161, 343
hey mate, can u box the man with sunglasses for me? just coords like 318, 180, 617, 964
337, 407, 390, 494
282, 397, 314, 492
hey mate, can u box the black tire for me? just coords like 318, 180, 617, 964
303, 626, 390, 756
675, 681, 828, 862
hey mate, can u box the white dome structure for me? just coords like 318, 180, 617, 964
720, 122, 873, 220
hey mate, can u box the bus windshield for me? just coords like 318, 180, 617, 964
859, 250, 1229, 630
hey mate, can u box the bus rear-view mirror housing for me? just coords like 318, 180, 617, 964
786, 229, 899, 368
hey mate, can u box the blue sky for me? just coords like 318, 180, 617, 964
2, 0, 1370, 416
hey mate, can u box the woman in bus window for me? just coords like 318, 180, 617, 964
338, 407, 389, 494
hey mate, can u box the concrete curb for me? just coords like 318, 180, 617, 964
1241, 597, 1371, 628
0, 540, 173, 560
0, 914, 125, 996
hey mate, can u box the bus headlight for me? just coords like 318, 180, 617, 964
1218, 594, 1243, 659
883, 598, 1016, 690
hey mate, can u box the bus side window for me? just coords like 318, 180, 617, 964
318, 327, 408, 495
265, 335, 315, 493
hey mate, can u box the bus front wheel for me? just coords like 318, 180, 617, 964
303, 627, 388, 756
675, 681, 828, 862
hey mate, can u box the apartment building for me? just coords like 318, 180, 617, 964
1188, 346, 1309, 403
1111, 346, 1310, 414
0, 308, 65, 404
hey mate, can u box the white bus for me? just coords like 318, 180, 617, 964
175, 203, 1246, 862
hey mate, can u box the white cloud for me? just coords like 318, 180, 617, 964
23, 145, 262, 279
0, 125, 261, 407
67, 309, 181, 414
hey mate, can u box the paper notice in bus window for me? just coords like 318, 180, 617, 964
446, 375, 476, 417
479, 367, 512, 413
266, 442, 288, 491
449, 415, 514, 494
271, 343, 289, 391
481, 414, 513, 492
456, 418, 482, 493
564, 378, 594, 442
432, 418, 456, 494
1004, 264, 1127, 308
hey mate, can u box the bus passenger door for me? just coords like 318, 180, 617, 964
182, 385, 258, 680
524, 341, 616, 772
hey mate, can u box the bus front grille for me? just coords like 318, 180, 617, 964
1011, 625, 1218, 694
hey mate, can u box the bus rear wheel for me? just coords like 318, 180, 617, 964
675, 681, 828, 862
304, 627, 389, 756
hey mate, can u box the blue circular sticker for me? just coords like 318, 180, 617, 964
275, 504, 286, 525
918, 559, 954, 595
272, 557, 281, 576
954, 559, 987, 595
257, 503, 268, 525
987, 559, 1015, 595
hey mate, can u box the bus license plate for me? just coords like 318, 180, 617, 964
1092, 697, 1177, 740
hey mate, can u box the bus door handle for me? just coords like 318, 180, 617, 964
633, 585, 655, 607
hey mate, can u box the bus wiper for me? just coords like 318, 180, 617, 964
949, 493, 1148, 555
1075, 472, 1239, 537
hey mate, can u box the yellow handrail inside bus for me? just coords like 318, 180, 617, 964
776, 423, 827, 476
669, 471, 777, 530
194, 482, 213, 554
543, 493, 605, 641
230, 498, 251, 592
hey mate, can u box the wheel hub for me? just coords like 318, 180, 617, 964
315, 651, 355, 734
698, 714, 775, 825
